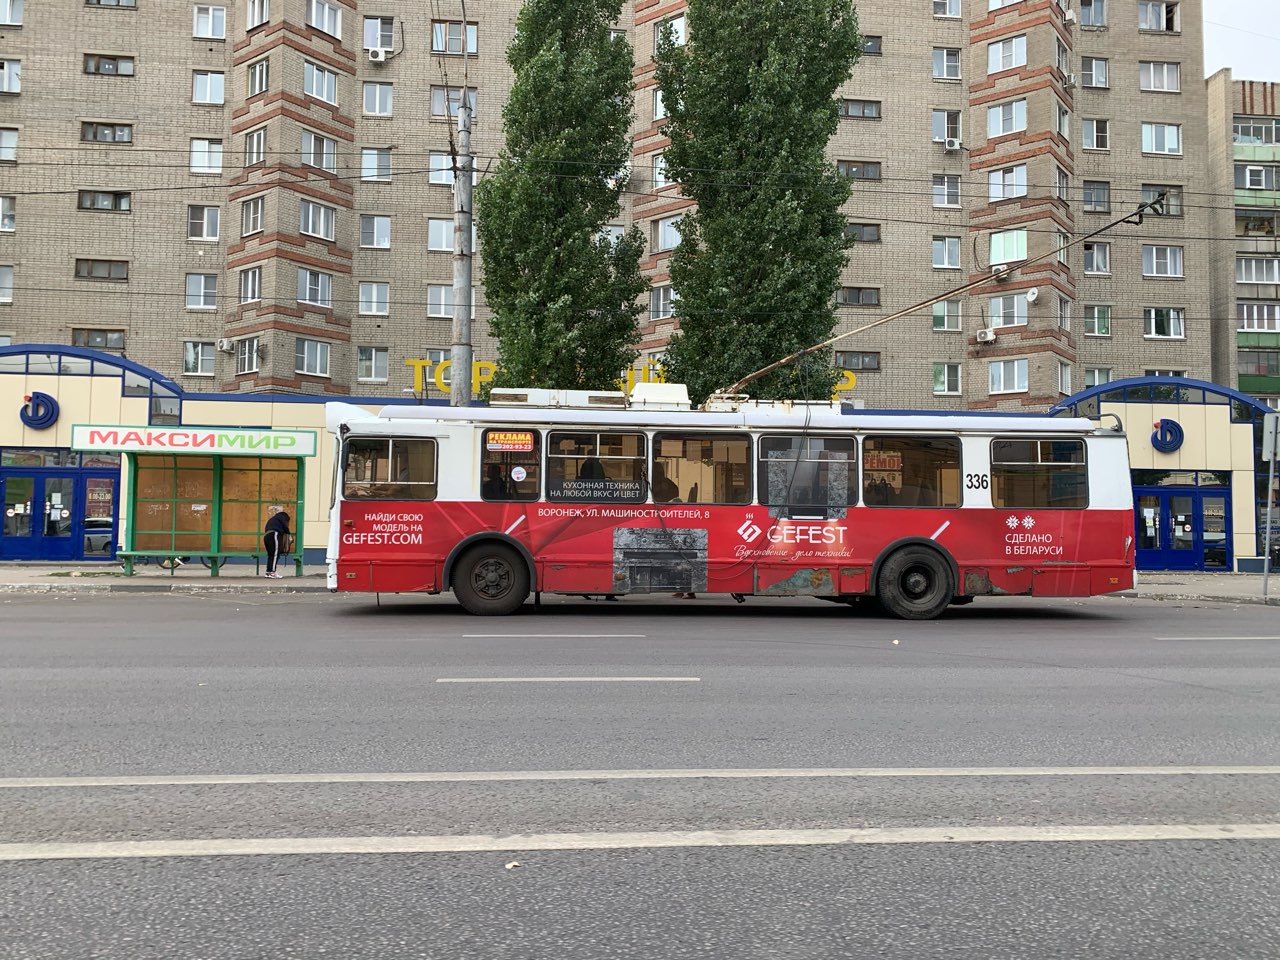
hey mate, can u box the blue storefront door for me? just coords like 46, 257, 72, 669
1134, 488, 1232, 572
0, 472, 117, 561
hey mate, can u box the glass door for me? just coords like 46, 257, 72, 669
2, 475, 36, 558
1134, 488, 1230, 572
0, 474, 79, 561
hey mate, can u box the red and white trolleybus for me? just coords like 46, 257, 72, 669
325, 385, 1134, 619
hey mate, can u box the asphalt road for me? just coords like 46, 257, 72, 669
2, 593, 1279, 959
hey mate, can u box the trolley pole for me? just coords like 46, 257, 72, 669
450, 98, 474, 407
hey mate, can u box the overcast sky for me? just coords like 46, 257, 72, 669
1203, 0, 1280, 82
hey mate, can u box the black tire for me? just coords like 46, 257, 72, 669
876, 546, 954, 620
453, 543, 530, 616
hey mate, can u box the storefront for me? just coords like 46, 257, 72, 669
1051, 377, 1276, 573
0, 344, 406, 563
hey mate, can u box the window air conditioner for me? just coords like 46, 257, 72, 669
1063, 73, 1078, 89
1064, 8, 1077, 24
976, 327, 998, 343
992, 264, 1010, 279
217, 338, 234, 353
944, 138, 963, 152
368, 48, 388, 63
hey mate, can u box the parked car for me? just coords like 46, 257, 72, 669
83, 517, 115, 555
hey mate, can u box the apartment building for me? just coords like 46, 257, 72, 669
0, 0, 1215, 410
1206, 69, 1280, 412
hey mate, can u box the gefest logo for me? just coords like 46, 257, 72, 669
737, 518, 846, 545
737, 519, 763, 543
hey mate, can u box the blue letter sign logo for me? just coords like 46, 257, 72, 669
20, 392, 60, 430
1150, 418, 1184, 454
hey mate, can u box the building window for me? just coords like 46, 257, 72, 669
427, 284, 453, 318
932, 301, 961, 331
0, 128, 16, 162
846, 222, 881, 243
987, 35, 1027, 74
932, 174, 960, 207
0, 0, 18, 24
187, 205, 219, 240
1055, 166, 1069, 201
359, 281, 389, 315
238, 127, 265, 167
1081, 57, 1109, 88
0, 58, 19, 92
1142, 245, 1184, 278
1082, 180, 1111, 212
990, 294, 1028, 328
1140, 62, 1181, 92
79, 190, 131, 213
365, 16, 394, 50
71, 329, 125, 350
1080, 0, 1106, 26
647, 284, 675, 320
840, 99, 881, 119
430, 85, 476, 119
307, 0, 341, 37
932, 236, 960, 269
1239, 350, 1280, 377
653, 89, 666, 120
1056, 38, 1070, 75
236, 337, 259, 375
299, 199, 336, 241
838, 287, 881, 306
192, 71, 224, 104
988, 164, 1027, 202
301, 131, 337, 172
431, 20, 477, 54
1237, 257, 1280, 284
1144, 369, 1185, 377
931, 109, 962, 143
933, 0, 960, 15
246, 0, 268, 29
84, 55, 134, 76
303, 62, 337, 104
239, 267, 261, 303
656, 215, 681, 252
248, 58, 269, 96
835, 351, 880, 371
1058, 361, 1072, 395
75, 259, 129, 281
361, 147, 392, 182
1143, 183, 1182, 216
1234, 117, 1280, 145
989, 358, 1028, 394
1083, 241, 1111, 274
932, 48, 961, 80
1085, 367, 1112, 387
241, 196, 263, 235
429, 152, 455, 185
183, 341, 215, 376
194, 5, 226, 39
185, 273, 217, 309
190, 138, 223, 174
0, 195, 12, 231
1142, 123, 1182, 155
1056, 102, 1070, 139
1138, 1, 1178, 32
1084, 305, 1111, 337
297, 268, 332, 307
360, 214, 391, 249
987, 99, 1027, 138
989, 229, 1027, 265
0, 264, 11, 303
655, 14, 687, 47
364, 82, 393, 116
1082, 118, 1109, 150
1238, 303, 1280, 331
358, 346, 389, 382
81, 122, 133, 144
1057, 231, 1070, 266
837, 160, 882, 181
861, 35, 882, 55
1144, 307, 1185, 339
427, 218, 452, 251
933, 362, 961, 395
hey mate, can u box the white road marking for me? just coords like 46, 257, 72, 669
4, 765, 1280, 790
503, 516, 525, 535
1154, 636, 1280, 641
929, 521, 951, 541
2, 823, 1278, 862
435, 677, 700, 683
462, 634, 647, 639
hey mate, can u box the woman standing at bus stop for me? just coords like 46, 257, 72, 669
263, 506, 291, 579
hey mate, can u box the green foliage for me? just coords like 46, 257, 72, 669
654, 0, 861, 403
476, 0, 646, 391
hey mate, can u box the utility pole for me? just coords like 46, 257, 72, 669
450, 95, 474, 407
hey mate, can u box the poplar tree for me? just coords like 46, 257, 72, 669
654, 0, 862, 403
476, 0, 646, 390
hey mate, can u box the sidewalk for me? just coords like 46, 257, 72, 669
0, 562, 1275, 604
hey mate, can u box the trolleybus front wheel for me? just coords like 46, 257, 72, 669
876, 546, 954, 620
453, 543, 530, 616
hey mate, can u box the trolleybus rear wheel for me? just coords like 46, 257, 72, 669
876, 546, 953, 620
453, 543, 530, 616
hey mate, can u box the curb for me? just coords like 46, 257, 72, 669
1111, 590, 1279, 607
0, 581, 331, 595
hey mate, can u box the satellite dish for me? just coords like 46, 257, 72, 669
1025, 287, 1039, 304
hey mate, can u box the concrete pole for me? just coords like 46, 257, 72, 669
450, 97, 474, 407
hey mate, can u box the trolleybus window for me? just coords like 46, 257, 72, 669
481, 429, 541, 502
652, 432, 752, 505
862, 436, 961, 507
547, 431, 647, 503
758, 436, 856, 518
343, 437, 438, 500
991, 439, 1088, 508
